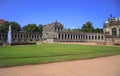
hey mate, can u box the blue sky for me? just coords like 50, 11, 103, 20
0, 0, 120, 29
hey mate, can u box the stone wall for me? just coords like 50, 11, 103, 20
0, 33, 43, 44
54, 32, 105, 42
104, 35, 120, 45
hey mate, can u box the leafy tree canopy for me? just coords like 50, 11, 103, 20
94, 28, 103, 33
38, 24, 43, 33
22, 24, 38, 33
22, 24, 43, 33
81, 21, 94, 33
0, 21, 21, 33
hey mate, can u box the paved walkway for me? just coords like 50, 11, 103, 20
0, 55, 120, 76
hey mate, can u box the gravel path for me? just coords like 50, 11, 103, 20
0, 55, 120, 76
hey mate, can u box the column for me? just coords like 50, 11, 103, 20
77, 35, 79, 40
85, 35, 87, 42
56, 34, 58, 39
117, 28, 119, 36
81, 35, 82, 40
66, 34, 68, 39
87, 35, 89, 42
75, 35, 76, 40
63, 34, 65, 39
99, 35, 101, 41
91, 35, 92, 41
96, 35, 98, 41
71, 34, 73, 40
94, 35, 95, 42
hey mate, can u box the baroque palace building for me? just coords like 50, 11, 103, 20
0, 16, 120, 45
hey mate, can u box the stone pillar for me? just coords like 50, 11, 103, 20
81, 35, 83, 40
36, 35, 38, 39
85, 35, 87, 42
77, 35, 79, 40
56, 34, 58, 39
28, 35, 30, 39
103, 35, 105, 42
74, 35, 76, 40
63, 34, 65, 39
89, 35, 91, 41
91, 35, 92, 41
96, 35, 98, 41
117, 28, 119, 36
71, 34, 73, 40
82, 35, 84, 41
39, 35, 41, 39
66, 34, 68, 39
83, 35, 85, 42
94, 35, 95, 41
79, 35, 81, 40
94, 35, 96, 41
87, 35, 89, 42
78, 35, 80, 40
99, 35, 101, 41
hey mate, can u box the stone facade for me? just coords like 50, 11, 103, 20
0, 33, 43, 44
42, 21, 63, 39
42, 21, 105, 43
104, 15, 120, 36
55, 32, 104, 43
0, 16, 120, 45
103, 16, 120, 45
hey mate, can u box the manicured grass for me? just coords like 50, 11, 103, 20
0, 43, 120, 67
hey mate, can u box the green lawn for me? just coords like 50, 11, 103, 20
0, 43, 120, 68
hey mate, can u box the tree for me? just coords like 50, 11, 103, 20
81, 21, 94, 33
82, 28, 90, 33
94, 28, 103, 33
0, 21, 21, 33
22, 24, 38, 33
38, 24, 43, 33
10, 22, 21, 32
0, 21, 9, 33
71, 28, 79, 32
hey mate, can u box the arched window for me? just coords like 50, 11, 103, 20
95, 36, 97, 40
112, 28, 117, 36
89, 36, 90, 39
62, 34, 63, 39
58, 34, 60, 39
86, 35, 87, 39
119, 29, 120, 36
92, 36, 94, 40
98, 36, 100, 40
68, 34, 69, 39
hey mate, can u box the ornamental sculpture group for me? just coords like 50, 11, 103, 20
0, 16, 120, 46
